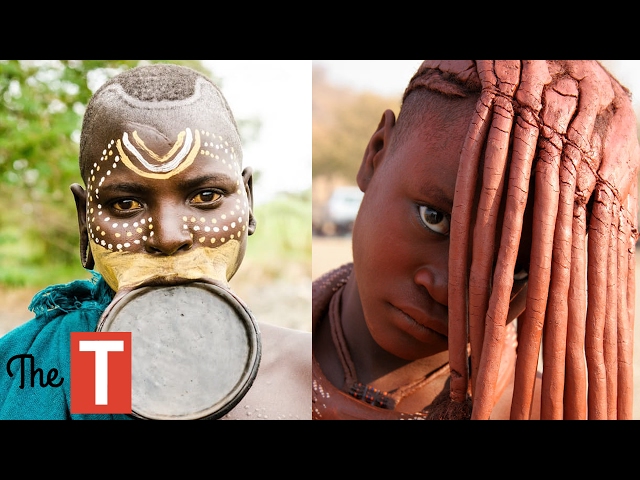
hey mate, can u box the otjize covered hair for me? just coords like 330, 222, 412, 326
403, 60, 640, 419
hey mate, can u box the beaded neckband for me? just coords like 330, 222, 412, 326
328, 282, 450, 410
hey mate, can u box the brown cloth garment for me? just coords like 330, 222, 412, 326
312, 264, 518, 419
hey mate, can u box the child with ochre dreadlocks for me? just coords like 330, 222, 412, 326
312, 60, 640, 420
0, 63, 311, 420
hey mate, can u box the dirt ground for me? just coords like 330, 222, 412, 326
312, 234, 640, 420
230, 263, 311, 333
0, 264, 312, 336
312, 235, 355, 281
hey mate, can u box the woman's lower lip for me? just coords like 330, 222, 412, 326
389, 304, 448, 340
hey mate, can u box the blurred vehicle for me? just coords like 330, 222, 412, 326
317, 186, 364, 236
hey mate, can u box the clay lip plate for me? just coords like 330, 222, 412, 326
98, 281, 261, 420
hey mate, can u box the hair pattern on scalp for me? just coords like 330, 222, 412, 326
391, 62, 481, 154
104, 64, 201, 102
79, 64, 240, 180
402, 60, 640, 420
390, 88, 479, 155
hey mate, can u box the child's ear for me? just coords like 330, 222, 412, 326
357, 109, 396, 191
70, 183, 95, 270
242, 167, 257, 235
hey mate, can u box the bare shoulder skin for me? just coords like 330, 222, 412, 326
222, 322, 311, 420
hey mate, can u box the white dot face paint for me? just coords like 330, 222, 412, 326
86, 126, 251, 291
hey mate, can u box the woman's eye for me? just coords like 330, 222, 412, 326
191, 191, 222, 204
418, 205, 450, 235
113, 199, 142, 211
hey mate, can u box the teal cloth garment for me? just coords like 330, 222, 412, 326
0, 272, 131, 420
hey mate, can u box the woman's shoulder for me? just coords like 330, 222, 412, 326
258, 322, 311, 364
220, 322, 311, 420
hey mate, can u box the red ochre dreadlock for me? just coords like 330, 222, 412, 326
402, 60, 640, 420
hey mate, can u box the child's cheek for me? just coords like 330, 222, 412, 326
88, 214, 154, 252
182, 199, 248, 247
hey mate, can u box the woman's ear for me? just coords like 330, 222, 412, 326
70, 183, 95, 270
242, 167, 257, 235
356, 109, 396, 192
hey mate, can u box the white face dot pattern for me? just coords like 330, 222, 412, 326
182, 206, 247, 245
200, 131, 239, 174
86, 129, 249, 253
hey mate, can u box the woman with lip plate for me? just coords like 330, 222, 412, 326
0, 63, 311, 420
312, 60, 640, 420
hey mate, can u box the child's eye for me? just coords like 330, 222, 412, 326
191, 191, 222, 204
418, 205, 450, 236
113, 199, 142, 211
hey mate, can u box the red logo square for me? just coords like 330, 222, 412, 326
71, 332, 131, 414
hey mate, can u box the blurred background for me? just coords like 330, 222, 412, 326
0, 60, 311, 334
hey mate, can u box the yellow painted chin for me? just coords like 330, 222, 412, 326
90, 241, 241, 292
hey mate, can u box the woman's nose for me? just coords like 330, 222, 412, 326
413, 261, 449, 306
143, 211, 193, 255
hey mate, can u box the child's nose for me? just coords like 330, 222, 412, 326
144, 212, 193, 255
413, 262, 448, 306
